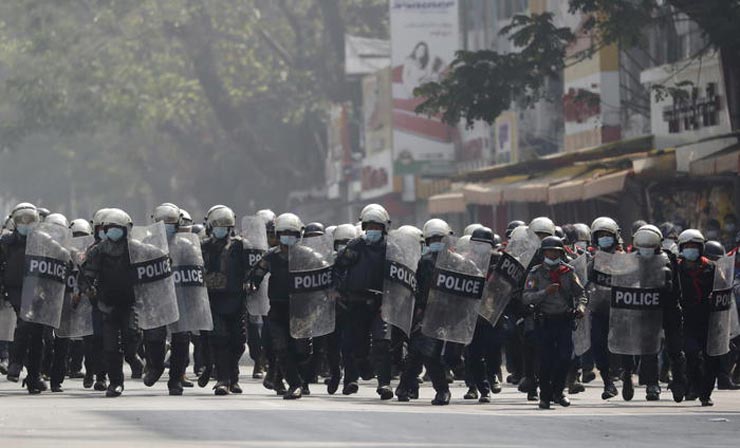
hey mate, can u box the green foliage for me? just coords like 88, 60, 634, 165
0, 0, 388, 216
415, 13, 573, 127
414, 0, 740, 127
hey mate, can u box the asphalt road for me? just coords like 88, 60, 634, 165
0, 369, 738, 448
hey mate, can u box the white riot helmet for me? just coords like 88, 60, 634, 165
398, 225, 424, 244
591, 217, 619, 235
152, 203, 181, 224
11, 202, 39, 227
45, 213, 69, 229
325, 225, 337, 239
103, 208, 133, 228
333, 224, 357, 242
509, 225, 531, 241
179, 209, 193, 227
92, 208, 112, 228
275, 213, 303, 234
423, 218, 452, 240
70, 218, 93, 236
206, 206, 236, 228
463, 223, 485, 237
360, 204, 390, 230
257, 209, 276, 224
677, 229, 706, 248
633, 225, 663, 249
529, 217, 556, 236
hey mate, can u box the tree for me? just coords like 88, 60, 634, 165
415, 0, 740, 129
0, 0, 388, 216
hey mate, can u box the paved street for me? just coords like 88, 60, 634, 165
0, 368, 738, 448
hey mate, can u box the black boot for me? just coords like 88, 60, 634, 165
6, 362, 22, 382
83, 372, 94, 389
105, 384, 123, 397
283, 385, 302, 400
463, 387, 478, 400
646, 384, 661, 401
23, 376, 45, 395
602, 381, 618, 400
622, 373, 634, 401
431, 389, 451, 405
143, 366, 164, 387
213, 381, 229, 396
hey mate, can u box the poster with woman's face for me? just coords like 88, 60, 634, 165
391, 0, 460, 172
401, 41, 447, 97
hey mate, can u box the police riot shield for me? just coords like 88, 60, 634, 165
707, 255, 734, 356
241, 216, 270, 316
56, 236, 94, 338
20, 222, 71, 328
589, 251, 616, 316
0, 301, 16, 341
381, 230, 421, 337
608, 252, 667, 355
421, 237, 491, 344
168, 233, 213, 333
731, 298, 740, 339
288, 234, 335, 339
570, 254, 591, 356
479, 227, 540, 325
128, 222, 179, 330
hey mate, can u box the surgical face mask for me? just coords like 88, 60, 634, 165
638, 247, 655, 258
335, 243, 347, 252
165, 223, 177, 237
544, 257, 560, 266
212, 226, 229, 239
574, 241, 588, 251
428, 241, 445, 253
681, 248, 700, 261
725, 223, 736, 233
706, 230, 719, 240
16, 224, 33, 236
98, 229, 107, 241
365, 230, 383, 243
598, 236, 615, 249
280, 235, 297, 246
106, 227, 124, 242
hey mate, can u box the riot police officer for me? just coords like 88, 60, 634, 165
396, 218, 454, 405
517, 217, 557, 401
676, 229, 722, 406
334, 204, 394, 399
523, 236, 587, 409
586, 216, 622, 400
151, 203, 193, 395
464, 227, 503, 403
80, 208, 137, 397
199, 206, 248, 395
1, 203, 48, 393
248, 213, 309, 399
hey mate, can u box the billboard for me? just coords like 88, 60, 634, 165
361, 68, 393, 199
390, 0, 460, 175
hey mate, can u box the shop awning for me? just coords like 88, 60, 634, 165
499, 166, 590, 203
428, 192, 466, 214
675, 135, 738, 172
582, 169, 633, 200
462, 183, 502, 206
689, 145, 740, 176
548, 178, 586, 205
502, 181, 550, 203
461, 175, 528, 206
